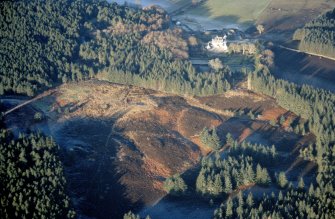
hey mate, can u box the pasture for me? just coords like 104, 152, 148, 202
188, 0, 271, 22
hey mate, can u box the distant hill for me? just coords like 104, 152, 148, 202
293, 8, 335, 59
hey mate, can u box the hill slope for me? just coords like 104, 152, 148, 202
2, 80, 318, 218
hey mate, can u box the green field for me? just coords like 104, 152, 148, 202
188, 0, 271, 22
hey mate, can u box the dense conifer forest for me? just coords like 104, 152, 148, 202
0, 122, 75, 218
0, 0, 243, 96
293, 8, 335, 58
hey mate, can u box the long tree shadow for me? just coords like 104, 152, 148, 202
272, 46, 335, 92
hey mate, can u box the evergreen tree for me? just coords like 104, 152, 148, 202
225, 198, 233, 218
213, 174, 224, 196
278, 172, 288, 188
298, 177, 305, 190
123, 211, 140, 219
196, 170, 207, 194
211, 127, 221, 150
308, 184, 314, 196
279, 115, 285, 125
200, 127, 222, 150
236, 192, 244, 218
226, 133, 234, 146
246, 193, 254, 208
278, 191, 283, 201
256, 164, 271, 186
224, 176, 232, 194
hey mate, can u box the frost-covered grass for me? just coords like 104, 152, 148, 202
188, 0, 271, 22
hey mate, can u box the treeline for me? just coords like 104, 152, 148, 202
0, 0, 168, 95
0, 129, 75, 218
250, 68, 335, 172
229, 141, 278, 167
250, 69, 335, 147
0, 0, 245, 97
200, 128, 278, 166
80, 9, 243, 96
293, 8, 335, 58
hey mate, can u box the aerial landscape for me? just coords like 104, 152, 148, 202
0, 0, 335, 218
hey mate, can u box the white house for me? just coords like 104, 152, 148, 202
206, 35, 228, 52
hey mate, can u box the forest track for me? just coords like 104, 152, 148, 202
3, 89, 57, 116
176, 109, 188, 135
277, 45, 335, 61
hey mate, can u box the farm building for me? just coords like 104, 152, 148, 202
206, 35, 228, 52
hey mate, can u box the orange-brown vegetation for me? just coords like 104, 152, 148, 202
239, 127, 253, 142
142, 28, 189, 59
198, 90, 272, 113
29, 80, 306, 207
103, 6, 169, 35
188, 35, 198, 46
154, 109, 172, 125
104, 21, 149, 35
142, 6, 169, 28
190, 136, 212, 155
143, 156, 172, 179
259, 107, 287, 121
282, 111, 296, 128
